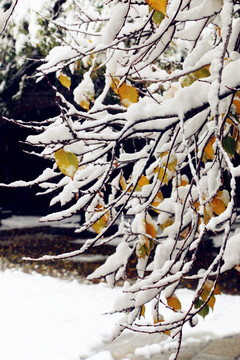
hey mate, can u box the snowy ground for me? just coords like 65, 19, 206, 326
0, 214, 82, 230
1, 216, 240, 359
1, 269, 240, 360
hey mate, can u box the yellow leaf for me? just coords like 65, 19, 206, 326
54, 149, 78, 179
211, 190, 229, 216
159, 218, 173, 231
58, 74, 71, 90
146, 0, 168, 14
154, 166, 169, 184
204, 203, 213, 225
160, 151, 177, 172
204, 136, 215, 161
91, 204, 109, 234
118, 82, 139, 108
192, 67, 210, 79
208, 295, 216, 310
214, 283, 221, 295
167, 294, 182, 311
200, 288, 210, 302
153, 315, 170, 336
145, 220, 157, 239
180, 224, 191, 239
211, 197, 226, 216
92, 217, 107, 234
120, 175, 127, 191
151, 190, 164, 208
80, 99, 90, 111
110, 78, 120, 95
136, 243, 147, 259
233, 94, 240, 114
141, 305, 146, 317
200, 280, 221, 309
136, 175, 150, 191
179, 175, 189, 187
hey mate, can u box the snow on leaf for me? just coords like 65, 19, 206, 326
73, 71, 95, 109
87, 242, 133, 281
54, 149, 79, 179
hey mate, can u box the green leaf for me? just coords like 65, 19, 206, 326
54, 149, 79, 179
194, 298, 209, 319
136, 243, 147, 259
198, 304, 209, 318
192, 67, 210, 79
223, 136, 237, 155
181, 75, 195, 88
152, 10, 165, 26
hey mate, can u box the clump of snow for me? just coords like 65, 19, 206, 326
221, 233, 240, 272
101, 3, 129, 45
73, 71, 95, 106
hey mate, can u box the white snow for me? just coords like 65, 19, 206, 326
0, 215, 81, 230
221, 232, 240, 272
1, 269, 240, 360
73, 71, 95, 106
0, 214, 240, 359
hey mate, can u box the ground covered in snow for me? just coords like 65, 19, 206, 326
1, 215, 240, 294
0, 217, 240, 359
1, 269, 240, 360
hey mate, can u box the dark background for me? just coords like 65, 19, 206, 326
0, 68, 59, 215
